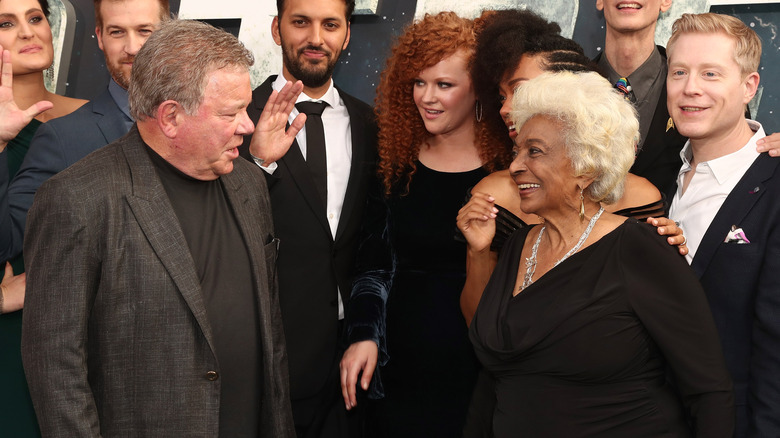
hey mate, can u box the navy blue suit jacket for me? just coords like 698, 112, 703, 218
683, 153, 780, 437
0, 88, 128, 262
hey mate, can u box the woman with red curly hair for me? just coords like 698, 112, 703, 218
339, 11, 507, 436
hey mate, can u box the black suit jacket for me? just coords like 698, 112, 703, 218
239, 76, 377, 400
675, 153, 780, 438
594, 46, 688, 195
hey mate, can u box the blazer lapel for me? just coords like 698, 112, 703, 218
220, 169, 272, 299
631, 82, 682, 174
254, 76, 332, 238
120, 128, 217, 353
334, 94, 368, 242
279, 141, 333, 238
691, 154, 777, 277
92, 89, 131, 145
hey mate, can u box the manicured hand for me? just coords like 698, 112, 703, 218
339, 340, 378, 410
756, 132, 780, 157
0, 46, 53, 152
647, 216, 688, 256
0, 262, 26, 314
457, 192, 498, 254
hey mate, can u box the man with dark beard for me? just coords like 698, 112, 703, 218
239, 0, 377, 437
0, 0, 169, 259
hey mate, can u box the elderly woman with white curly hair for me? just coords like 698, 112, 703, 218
459, 71, 734, 437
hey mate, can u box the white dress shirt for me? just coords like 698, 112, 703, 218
669, 120, 764, 264
258, 73, 353, 319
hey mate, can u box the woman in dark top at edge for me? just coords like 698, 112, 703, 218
0, 1, 88, 436
459, 10, 686, 326
460, 70, 734, 437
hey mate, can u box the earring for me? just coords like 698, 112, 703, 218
666, 117, 675, 132
475, 100, 483, 122
45, 65, 54, 87
579, 188, 585, 221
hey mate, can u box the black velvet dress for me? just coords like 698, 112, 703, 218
347, 162, 487, 437
470, 219, 734, 437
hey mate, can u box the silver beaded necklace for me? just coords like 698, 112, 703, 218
521, 206, 605, 291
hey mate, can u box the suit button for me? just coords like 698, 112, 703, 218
206, 371, 219, 381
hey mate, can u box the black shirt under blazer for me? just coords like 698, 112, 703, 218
240, 76, 378, 401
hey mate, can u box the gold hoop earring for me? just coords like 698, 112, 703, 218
475, 100, 483, 122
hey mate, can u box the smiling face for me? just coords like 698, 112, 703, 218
96, 0, 164, 89
509, 115, 584, 217
173, 67, 255, 180
0, 0, 53, 75
667, 32, 758, 146
413, 50, 476, 138
273, 0, 350, 91
596, 0, 672, 35
499, 53, 546, 140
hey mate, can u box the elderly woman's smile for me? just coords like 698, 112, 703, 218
510, 115, 581, 216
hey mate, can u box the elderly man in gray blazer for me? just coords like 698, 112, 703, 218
21, 20, 303, 437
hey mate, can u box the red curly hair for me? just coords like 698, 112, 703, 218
375, 11, 511, 195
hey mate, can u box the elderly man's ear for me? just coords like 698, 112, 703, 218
156, 100, 183, 138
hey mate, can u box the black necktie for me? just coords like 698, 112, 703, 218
296, 101, 329, 207
614, 77, 636, 103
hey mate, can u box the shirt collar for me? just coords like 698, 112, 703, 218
598, 46, 665, 104
271, 72, 340, 109
679, 120, 764, 185
108, 78, 133, 122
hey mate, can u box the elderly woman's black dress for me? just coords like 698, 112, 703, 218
469, 219, 734, 437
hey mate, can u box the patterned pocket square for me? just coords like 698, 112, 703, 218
724, 225, 750, 244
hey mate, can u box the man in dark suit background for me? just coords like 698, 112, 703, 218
594, 0, 687, 195
666, 13, 780, 437
0, 0, 169, 262
22, 19, 298, 437
593, 0, 780, 195
239, 0, 377, 436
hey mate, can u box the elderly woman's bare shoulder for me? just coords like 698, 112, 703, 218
472, 170, 517, 204
609, 173, 662, 213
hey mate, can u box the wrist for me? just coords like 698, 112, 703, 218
249, 152, 265, 166
249, 152, 276, 168
467, 245, 492, 257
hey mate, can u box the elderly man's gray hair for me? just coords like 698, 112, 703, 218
129, 19, 254, 120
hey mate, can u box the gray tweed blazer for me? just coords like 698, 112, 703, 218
21, 126, 295, 437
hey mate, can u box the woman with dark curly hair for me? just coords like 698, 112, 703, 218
339, 11, 507, 436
